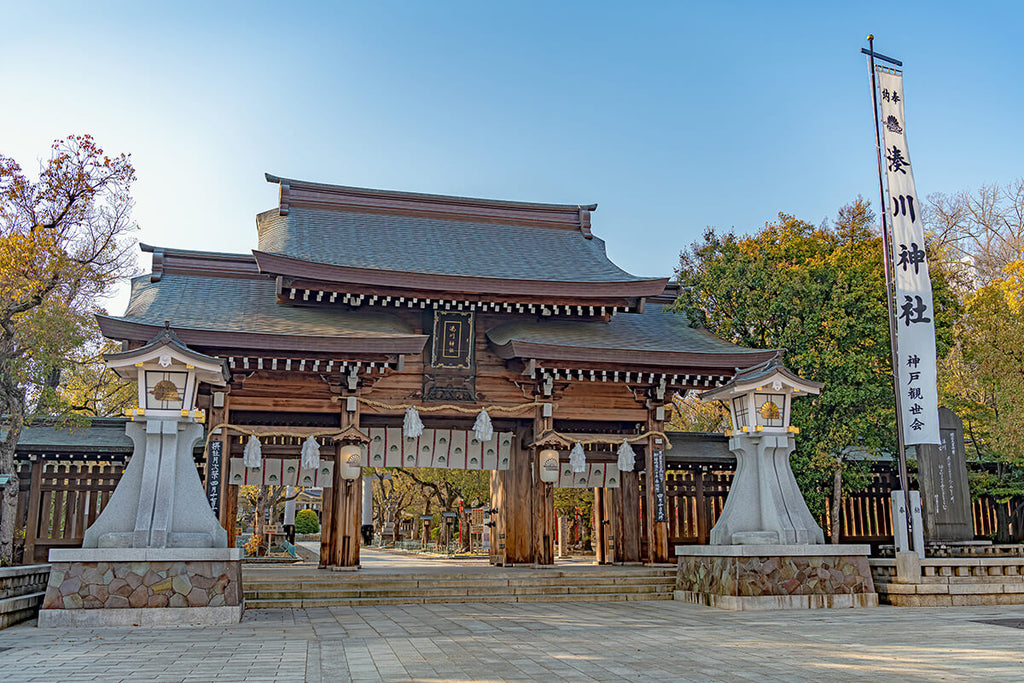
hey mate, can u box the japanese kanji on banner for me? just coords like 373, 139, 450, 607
876, 67, 940, 445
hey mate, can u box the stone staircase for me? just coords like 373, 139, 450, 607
242, 565, 677, 608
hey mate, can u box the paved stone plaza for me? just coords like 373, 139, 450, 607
2, 600, 1024, 682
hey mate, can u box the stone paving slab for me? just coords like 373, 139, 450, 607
2, 601, 1024, 681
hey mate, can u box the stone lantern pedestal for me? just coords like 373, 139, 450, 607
673, 361, 876, 610
38, 327, 243, 627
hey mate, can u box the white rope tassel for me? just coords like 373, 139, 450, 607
617, 439, 636, 472
473, 408, 494, 442
301, 435, 321, 470
404, 406, 424, 438
243, 435, 263, 468
569, 442, 587, 473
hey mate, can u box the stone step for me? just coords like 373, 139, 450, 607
241, 572, 678, 584
245, 583, 673, 601
245, 592, 675, 609
241, 576, 677, 592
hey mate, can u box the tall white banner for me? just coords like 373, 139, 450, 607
876, 67, 940, 445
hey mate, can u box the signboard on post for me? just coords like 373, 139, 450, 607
652, 449, 667, 523
206, 439, 222, 519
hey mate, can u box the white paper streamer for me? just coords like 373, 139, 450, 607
300, 435, 321, 470
616, 439, 635, 472
243, 435, 262, 468
473, 409, 493, 442
404, 406, 424, 438
569, 442, 586, 473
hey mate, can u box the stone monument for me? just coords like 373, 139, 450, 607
917, 407, 973, 543
673, 360, 877, 610
39, 327, 244, 626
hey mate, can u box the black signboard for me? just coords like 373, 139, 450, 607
431, 311, 474, 369
206, 439, 222, 519
917, 407, 973, 542
652, 449, 667, 523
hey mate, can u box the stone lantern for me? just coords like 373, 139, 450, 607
40, 326, 245, 626
672, 360, 877, 610
700, 359, 824, 545
85, 325, 230, 549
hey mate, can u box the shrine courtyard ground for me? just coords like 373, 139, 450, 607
3, 600, 1024, 681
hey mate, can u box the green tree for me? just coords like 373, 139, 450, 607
674, 199, 957, 541
294, 508, 320, 534
0, 135, 137, 564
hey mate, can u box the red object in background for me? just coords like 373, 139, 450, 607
458, 500, 464, 547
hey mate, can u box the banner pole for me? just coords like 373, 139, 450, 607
866, 34, 914, 551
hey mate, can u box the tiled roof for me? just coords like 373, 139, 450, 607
10, 419, 134, 455
99, 273, 426, 353
256, 207, 655, 284
487, 306, 779, 363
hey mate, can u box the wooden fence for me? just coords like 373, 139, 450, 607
663, 465, 1024, 555
15, 461, 125, 564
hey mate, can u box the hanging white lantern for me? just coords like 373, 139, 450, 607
617, 439, 636, 472
301, 435, 321, 470
338, 444, 363, 480
473, 408, 493, 442
243, 435, 263, 469
404, 406, 424, 438
538, 449, 560, 483
569, 442, 586, 473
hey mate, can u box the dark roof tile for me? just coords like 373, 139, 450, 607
256, 207, 653, 284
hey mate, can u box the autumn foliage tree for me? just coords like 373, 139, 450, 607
0, 135, 137, 564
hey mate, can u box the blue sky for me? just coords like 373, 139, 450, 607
3, 2, 1022, 313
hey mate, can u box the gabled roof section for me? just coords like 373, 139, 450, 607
97, 268, 427, 356
487, 307, 780, 370
102, 324, 231, 383
256, 175, 668, 300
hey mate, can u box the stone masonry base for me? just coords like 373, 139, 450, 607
675, 544, 876, 611
40, 548, 242, 626
674, 589, 878, 610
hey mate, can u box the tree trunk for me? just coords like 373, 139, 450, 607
830, 466, 843, 544
994, 501, 1012, 544
0, 382, 25, 565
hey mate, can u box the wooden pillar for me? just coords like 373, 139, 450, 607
23, 459, 43, 564
619, 470, 642, 563
489, 470, 505, 565
502, 425, 534, 565
606, 486, 624, 564
324, 402, 362, 568
593, 487, 607, 564
644, 406, 670, 564
532, 404, 554, 565
215, 397, 237, 549
319, 473, 334, 568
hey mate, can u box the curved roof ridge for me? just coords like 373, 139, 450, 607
266, 173, 597, 212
